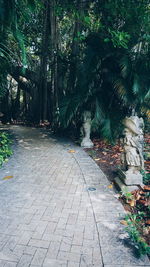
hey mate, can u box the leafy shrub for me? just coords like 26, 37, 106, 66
0, 132, 13, 167
141, 170, 150, 185
125, 213, 150, 256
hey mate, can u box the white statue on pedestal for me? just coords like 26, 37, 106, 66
81, 111, 93, 148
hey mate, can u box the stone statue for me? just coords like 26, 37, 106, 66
122, 116, 144, 173
81, 111, 93, 148
115, 115, 144, 190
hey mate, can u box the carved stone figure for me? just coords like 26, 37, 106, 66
115, 115, 144, 190
81, 111, 93, 148
122, 116, 144, 172
119, 115, 144, 186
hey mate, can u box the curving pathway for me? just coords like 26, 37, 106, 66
0, 125, 149, 267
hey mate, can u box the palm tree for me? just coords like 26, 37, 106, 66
58, 32, 150, 141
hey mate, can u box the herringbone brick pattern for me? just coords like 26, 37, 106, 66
0, 126, 149, 267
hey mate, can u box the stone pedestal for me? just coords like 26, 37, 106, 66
81, 137, 93, 148
114, 177, 138, 192
118, 169, 143, 185
115, 168, 143, 192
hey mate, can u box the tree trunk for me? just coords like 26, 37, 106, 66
13, 85, 20, 121
67, 0, 86, 93
38, 0, 50, 123
50, 0, 58, 126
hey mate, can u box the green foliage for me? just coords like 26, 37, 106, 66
117, 52, 150, 113
0, 132, 13, 167
0, 0, 40, 97
125, 213, 150, 256
141, 170, 150, 185
0, 0, 150, 132
107, 30, 130, 49
58, 0, 150, 140
121, 188, 134, 202
59, 31, 130, 141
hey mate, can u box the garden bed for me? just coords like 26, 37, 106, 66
85, 135, 150, 256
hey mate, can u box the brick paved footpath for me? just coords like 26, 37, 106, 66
0, 125, 149, 267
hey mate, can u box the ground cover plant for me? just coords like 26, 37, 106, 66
0, 132, 13, 167
121, 187, 150, 256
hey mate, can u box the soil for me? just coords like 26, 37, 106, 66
85, 134, 150, 183
85, 138, 124, 183
85, 135, 150, 251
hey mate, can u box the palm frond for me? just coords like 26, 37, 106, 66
14, 30, 27, 71
92, 98, 105, 130
132, 74, 140, 95
59, 94, 82, 128
144, 89, 150, 101
26, 0, 36, 11
119, 54, 132, 78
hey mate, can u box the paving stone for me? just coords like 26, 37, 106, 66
18, 231, 32, 246
57, 251, 81, 263
43, 258, 68, 267
0, 260, 6, 267
28, 239, 50, 249
16, 254, 33, 266
32, 221, 48, 239
104, 265, 150, 267
4, 262, 17, 267
67, 262, 80, 267
60, 240, 71, 252
23, 246, 36, 256
80, 253, 93, 265
46, 241, 61, 259
0, 251, 19, 262
31, 248, 47, 266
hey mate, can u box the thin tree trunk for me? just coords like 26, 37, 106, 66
14, 86, 20, 121
23, 91, 27, 117
50, 0, 58, 126
67, 0, 85, 93
38, 0, 50, 123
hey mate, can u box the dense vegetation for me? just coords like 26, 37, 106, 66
0, 0, 150, 257
0, 132, 12, 166
0, 0, 150, 140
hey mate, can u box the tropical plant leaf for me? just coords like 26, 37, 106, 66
132, 75, 140, 95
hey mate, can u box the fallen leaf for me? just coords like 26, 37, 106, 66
133, 191, 141, 201
128, 200, 135, 207
143, 227, 150, 235
95, 158, 100, 161
3, 176, 13, 180
112, 155, 118, 158
146, 220, 150, 225
108, 183, 113, 189
143, 185, 150, 192
120, 220, 128, 226
138, 199, 147, 205
68, 150, 75, 153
